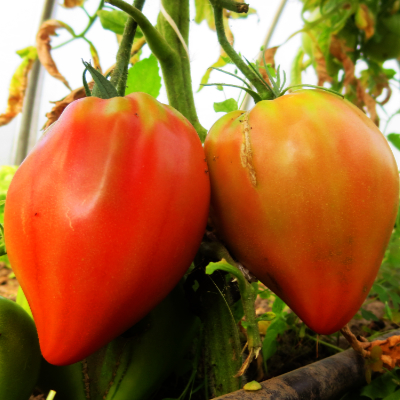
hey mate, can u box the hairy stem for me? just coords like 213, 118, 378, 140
110, 0, 145, 95
157, 0, 207, 141
106, 0, 207, 141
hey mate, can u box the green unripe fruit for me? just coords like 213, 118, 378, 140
0, 296, 41, 400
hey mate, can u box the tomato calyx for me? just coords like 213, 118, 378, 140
202, 56, 343, 104
82, 60, 119, 99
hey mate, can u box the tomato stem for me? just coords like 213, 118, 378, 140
217, 0, 249, 13
52, 0, 104, 50
106, 0, 207, 141
205, 252, 262, 377
110, 0, 145, 96
209, 1, 272, 100
197, 269, 242, 396
157, 0, 207, 141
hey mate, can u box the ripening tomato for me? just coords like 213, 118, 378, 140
4, 92, 210, 365
205, 89, 399, 335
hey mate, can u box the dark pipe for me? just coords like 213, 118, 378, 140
214, 330, 400, 400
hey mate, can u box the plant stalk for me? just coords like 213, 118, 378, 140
157, 0, 207, 141
106, 0, 207, 141
209, 2, 271, 100
110, 0, 145, 96
197, 269, 242, 397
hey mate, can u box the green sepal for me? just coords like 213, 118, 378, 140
81, 61, 119, 99
280, 84, 344, 98
82, 65, 91, 97
201, 83, 262, 103
209, 67, 252, 88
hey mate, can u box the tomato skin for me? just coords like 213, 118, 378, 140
4, 93, 210, 366
205, 90, 399, 335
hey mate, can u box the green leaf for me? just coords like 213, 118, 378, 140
126, 54, 161, 98
387, 134, 400, 151
383, 389, 400, 400
213, 98, 238, 113
385, 301, 393, 321
272, 295, 286, 315
390, 292, 400, 308
360, 370, 399, 399
231, 299, 244, 323
361, 308, 379, 322
262, 317, 287, 362
97, 10, 128, 35
194, 0, 215, 29
372, 283, 390, 303
256, 312, 276, 322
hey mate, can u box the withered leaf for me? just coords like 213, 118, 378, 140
356, 79, 379, 126
0, 46, 37, 127
304, 32, 332, 86
363, 335, 400, 371
62, 0, 84, 8
36, 20, 74, 90
43, 81, 94, 130
329, 35, 355, 86
88, 42, 102, 74
355, 4, 375, 40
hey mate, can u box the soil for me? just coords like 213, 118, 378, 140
0, 262, 18, 301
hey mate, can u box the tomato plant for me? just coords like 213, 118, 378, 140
4, 92, 210, 366
1, 0, 400, 398
205, 89, 399, 335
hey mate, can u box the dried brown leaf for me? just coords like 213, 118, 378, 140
329, 36, 355, 86
0, 46, 37, 127
36, 20, 73, 90
356, 79, 379, 126
355, 4, 375, 40
364, 335, 400, 371
43, 81, 94, 130
62, 0, 84, 7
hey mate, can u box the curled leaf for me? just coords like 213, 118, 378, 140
43, 81, 94, 130
363, 335, 400, 371
329, 35, 355, 86
0, 46, 37, 127
355, 4, 375, 40
36, 20, 73, 90
304, 31, 332, 86
62, 0, 84, 7
355, 79, 379, 126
